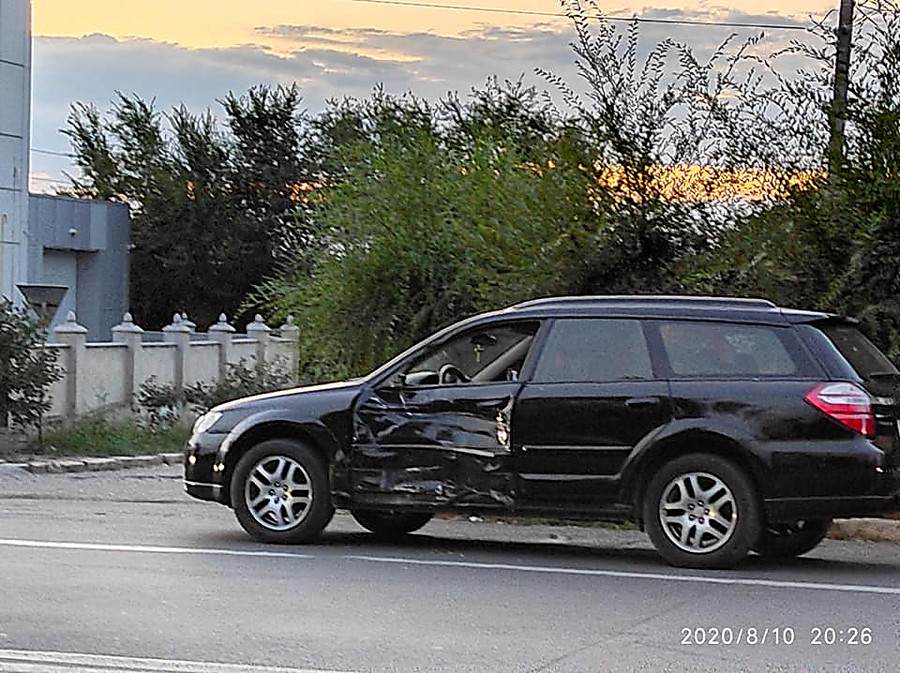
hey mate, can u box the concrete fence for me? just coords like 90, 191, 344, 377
43, 311, 299, 422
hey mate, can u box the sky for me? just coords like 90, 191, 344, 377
28, 0, 835, 191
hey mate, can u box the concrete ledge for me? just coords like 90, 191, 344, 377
54, 459, 88, 473
10, 453, 179, 475
82, 457, 122, 471
125, 455, 164, 468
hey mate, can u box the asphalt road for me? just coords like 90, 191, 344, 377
0, 464, 897, 673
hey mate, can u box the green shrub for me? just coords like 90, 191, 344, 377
0, 298, 62, 433
137, 356, 295, 425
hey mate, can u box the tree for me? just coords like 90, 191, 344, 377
245, 82, 598, 379
689, 1, 900, 360
0, 299, 61, 434
63, 86, 311, 329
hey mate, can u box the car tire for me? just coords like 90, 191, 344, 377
351, 509, 434, 537
752, 519, 831, 558
644, 453, 762, 569
230, 439, 334, 544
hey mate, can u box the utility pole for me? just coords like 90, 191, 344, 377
828, 0, 855, 174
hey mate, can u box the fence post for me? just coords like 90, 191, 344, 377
163, 313, 192, 401
246, 314, 271, 375
180, 312, 197, 332
280, 315, 300, 384
112, 312, 144, 410
53, 311, 88, 423
208, 313, 235, 382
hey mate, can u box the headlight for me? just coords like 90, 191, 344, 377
192, 411, 223, 436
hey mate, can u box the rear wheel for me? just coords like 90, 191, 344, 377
644, 453, 762, 569
230, 439, 334, 544
351, 509, 434, 537
753, 519, 831, 558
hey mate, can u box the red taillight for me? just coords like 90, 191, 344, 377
804, 382, 876, 438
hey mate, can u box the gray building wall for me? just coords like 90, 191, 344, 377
27, 194, 131, 339
0, 0, 31, 305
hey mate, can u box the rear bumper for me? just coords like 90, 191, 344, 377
765, 493, 900, 522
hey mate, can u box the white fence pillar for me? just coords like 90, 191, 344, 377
280, 315, 300, 384
53, 311, 88, 423
112, 312, 144, 409
208, 313, 235, 382
246, 314, 271, 374
163, 313, 192, 399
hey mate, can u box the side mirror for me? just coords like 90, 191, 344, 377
470, 333, 497, 348
392, 372, 407, 387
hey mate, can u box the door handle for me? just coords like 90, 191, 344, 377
625, 396, 660, 408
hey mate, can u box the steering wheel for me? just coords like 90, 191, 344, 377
438, 363, 469, 384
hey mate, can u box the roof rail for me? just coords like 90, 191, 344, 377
512, 295, 777, 310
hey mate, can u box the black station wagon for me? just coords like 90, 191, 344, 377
184, 296, 900, 568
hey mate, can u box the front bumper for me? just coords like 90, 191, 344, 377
183, 431, 229, 504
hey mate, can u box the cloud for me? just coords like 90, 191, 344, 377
30, 12, 817, 182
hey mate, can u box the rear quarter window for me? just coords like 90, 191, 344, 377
656, 321, 810, 378
817, 324, 899, 379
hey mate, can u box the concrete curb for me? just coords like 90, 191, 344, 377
1, 452, 897, 542
0, 452, 183, 474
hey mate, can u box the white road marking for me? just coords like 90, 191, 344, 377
345, 554, 900, 596
0, 538, 897, 597
0, 649, 354, 673
0, 539, 312, 560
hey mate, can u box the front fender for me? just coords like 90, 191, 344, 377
211, 409, 343, 491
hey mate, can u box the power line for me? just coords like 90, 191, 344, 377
30, 148, 75, 158
348, 0, 810, 31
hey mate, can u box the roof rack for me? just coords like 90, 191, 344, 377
512, 295, 777, 310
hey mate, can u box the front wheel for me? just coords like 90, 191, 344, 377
753, 519, 831, 558
644, 453, 762, 569
230, 439, 334, 544
351, 509, 434, 537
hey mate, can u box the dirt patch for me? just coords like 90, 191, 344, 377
828, 518, 900, 543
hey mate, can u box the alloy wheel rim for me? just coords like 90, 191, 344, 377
658, 471, 737, 554
244, 455, 313, 531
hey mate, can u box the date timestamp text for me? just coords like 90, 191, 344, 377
680, 627, 873, 646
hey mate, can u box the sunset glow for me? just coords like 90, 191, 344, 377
33, 0, 830, 48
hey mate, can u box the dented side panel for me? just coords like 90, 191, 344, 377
350, 383, 519, 508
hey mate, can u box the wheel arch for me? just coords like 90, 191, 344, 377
624, 430, 766, 524
218, 419, 337, 507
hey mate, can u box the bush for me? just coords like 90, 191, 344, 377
0, 298, 61, 431
137, 356, 296, 426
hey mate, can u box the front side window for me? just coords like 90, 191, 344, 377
402, 322, 539, 385
659, 321, 798, 377
532, 319, 654, 383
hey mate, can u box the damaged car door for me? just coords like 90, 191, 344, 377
350, 321, 541, 510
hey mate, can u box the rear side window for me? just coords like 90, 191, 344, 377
817, 324, 899, 379
533, 319, 654, 382
658, 321, 799, 377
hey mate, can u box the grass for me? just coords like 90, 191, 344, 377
36, 417, 191, 458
